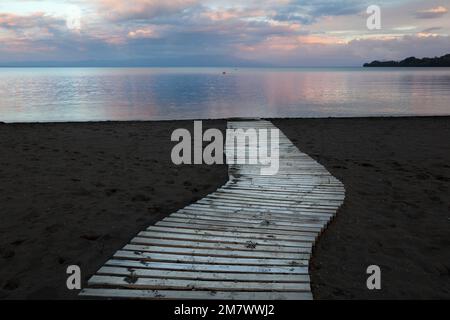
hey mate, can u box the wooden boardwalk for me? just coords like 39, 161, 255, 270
80, 120, 345, 300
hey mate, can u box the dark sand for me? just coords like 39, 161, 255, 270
274, 117, 450, 299
1, 117, 449, 300
0, 120, 228, 299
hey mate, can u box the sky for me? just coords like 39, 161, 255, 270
0, 0, 449, 66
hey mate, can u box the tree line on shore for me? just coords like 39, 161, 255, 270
364, 53, 450, 67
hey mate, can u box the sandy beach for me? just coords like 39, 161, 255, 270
0, 120, 228, 299
274, 117, 450, 299
0, 117, 449, 299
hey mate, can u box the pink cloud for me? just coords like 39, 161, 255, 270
98, 0, 198, 21
237, 33, 347, 56
236, 32, 450, 66
0, 12, 66, 42
0, 12, 63, 29
415, 6, 448, 19
202, 7, 267, 22
128, 26, 160, 39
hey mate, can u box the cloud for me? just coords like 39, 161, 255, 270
348, 34, 450, 61
201, 7, 266, 22
421, 26, 442, 33
0, 12, 69, 44
272, 0, 363, 24
1, 0, 450, 66
235, 31, 450, 67
0, 12, 64, 30
415, 6, 448, 19
98, 0, 199, 21
0, 10, 126, 61
127, 26, 160, 39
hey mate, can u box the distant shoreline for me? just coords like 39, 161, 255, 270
364, 53, 450, 67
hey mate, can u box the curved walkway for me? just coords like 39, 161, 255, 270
80, 120, 345, 300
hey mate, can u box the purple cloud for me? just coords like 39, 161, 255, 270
415, 6, 448, 19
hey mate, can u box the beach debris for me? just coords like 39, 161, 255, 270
152, 290, 164, 298
124, 271, 138, 284
245, 241, 257, 249
187, 284, 196, 290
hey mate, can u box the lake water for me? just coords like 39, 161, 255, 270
1, 67, 449, 122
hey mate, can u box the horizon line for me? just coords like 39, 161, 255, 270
0, 65, 364, 68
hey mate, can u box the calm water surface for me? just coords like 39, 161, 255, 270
1, 67, 449, 122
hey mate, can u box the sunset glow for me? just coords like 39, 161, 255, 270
0, 0, 449, 66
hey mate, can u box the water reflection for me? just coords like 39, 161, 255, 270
0, 67, 449, 122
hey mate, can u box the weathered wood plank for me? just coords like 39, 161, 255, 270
96, 266, 310, 283
123, 244, 307, 259
105, 259, 309, 274
113, 250, 308, 266
171, 212, 327, 228
130, 237, 312, 254
80, 288, 313, 300
137, 231, 315, 247
145, 226, 316, 241
88, 275, 311, 292
157, 219, 321, 234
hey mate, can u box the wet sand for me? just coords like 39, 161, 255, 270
1, 117, 449, 299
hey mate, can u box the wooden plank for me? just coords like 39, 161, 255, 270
145, 226, 316, 241
96, 266, 310, 283
137, 231, 315, 247
180, 205, 333, 218
123, 244, 307, 260
172, 212, 327, 228
157, 220, 321, 235
113, 250, 308, 267
161, 216, 322, 232
88, 275, 311, 292
199, 197, 342, 210
178, 208, 332, 222
130, 237, 312, 254
105, 259, 309, 274
217, 187, 344, 198
226, 185, 342, 194
80, 288, 313, 300
197, 197, 341, 209
187, 204, 334, 217
190, 201, 336, 213
214, 190, 345, 201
